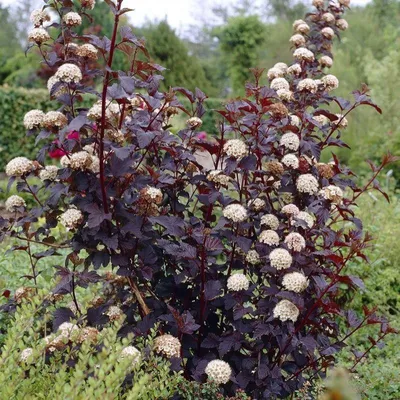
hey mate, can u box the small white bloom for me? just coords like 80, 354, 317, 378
322, 13, 335, 23
207, 170, 230, 186
289, 115, 301, 128
321, 27, 335, 39
322, 74, 339, 91
42, 111, 68, 130
24, 110, 44, 130
282, 154, 299, 169
77, 44, 98, 59
69, 151, 93, 171
277, 89, 293, 101
289, 34, 306, 47
334, 114, 348, 129
120, 346, 141, 366
60, 208, 83, 230
282, 204, 300, 217
297, 78, 318, 94
280, 133, 300, 151
63, 12, 82, 27
273, 300, 300, 322
292, 211, 314, 229
267, 67, 284, 80
296, 174, 319, 195
205, 360, 232, 385
248, 198, 266, 212
5, 195, 26, 212
295, 23, 310, 34
154, 334, 181, 358
336, 19, 349, 31
28, 27, 50, 44
227, 273, 250, 291
223, 204, 248, 223
223, 139, 248, 160
80, 0, 96, 9
319, 55, 333, 68
5, 157, 34, 177
287, 63, 302, 75
270, 78, 290, 92
285, 232, 306, 252
319, 185, 344, 204
30, 10, 50, 27
293, 48, 315, 62
282, 272, 309, 293
260, 214, 280, 230
246, 250, 261, 265
55, 63, 82, 84
187, 117, 203, 128
106, 305, 123, 321
259, 230, 280, 246
269, 248, 293, 270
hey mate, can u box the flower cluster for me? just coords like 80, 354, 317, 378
154, 334, 181, 358
269, 248, 293, 270
282, 272, 309, 293
227, 274, 250, 291
205, 360, 232, 385
60, 208, 84, 230
223, 204, 248, 223
5, 195, 26, 213
273, 300, 300, 322
5, 157, 34, 177
223, 139, 248, 159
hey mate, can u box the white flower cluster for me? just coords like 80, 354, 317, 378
319, 55, 333, 68
47, 75, 67, 97
282, 272, 309, 293
339, 0, 351, 6
296, 174, 319, 195
227, 273, 250, 291
55, 63, 82, 84
273, 300, 300, 322
120, 346, 141, 366
297, 78, 318, 94
292, 211, 314, 228
5, 157, 34, 177
322, 74, 339, 91
30, 10, 50, 27
187, 117, 203, 128
312, 0, 324, 7
5, 195, 26, 212
58, 322, 80, 338
280, 133, 300, 151
337, 19, 349, 31
77, 44, 98, 59
246, 250, 261, 265
269, 248, 293, 270
293, 48, 315, 62
60, 208, 83, 230
28, 27, 50, 44
205, 360, 232, 385
270, 78, 290, 92
282, 154, 299, 169
267, 67, 284, 80
294, 22, 310, 34
207, 170, 230, 186
42, 111, 68, 130
80, 0, 96, 9
24, 110, 44, 130
289, 34, 306, 47
321, 27, 335, 40
259, 230, 280, 246
314, 114, 330, 126
87, 101, 119, 121
282, 204, 300, 216
334, 114, 348, 128
285, 232, 306, 252
223, 139, 248, 160
154, 334, 181, 358
287, 63, 302, 75
106, 305, 123, 321
223, 204, 248, 223
146, 187, 163, 201
106, 129, 125, 144
319, 185, 344, 204
248, 198, 266, 212
261, 214, 280, 230
322, 12, 335, 23
68, 151, 93, 171
20, 348, 34, 363
274, 62, 288, 73
63, 12, 82, 27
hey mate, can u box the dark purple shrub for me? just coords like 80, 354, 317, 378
1, 0, 397, 398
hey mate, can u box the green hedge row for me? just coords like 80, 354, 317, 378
0, 85, 53, 170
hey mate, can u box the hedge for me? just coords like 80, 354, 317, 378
0, 85, 53, 170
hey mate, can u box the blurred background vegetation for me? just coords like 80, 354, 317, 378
0, 0, 398, 397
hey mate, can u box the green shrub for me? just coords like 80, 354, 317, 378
0, 86, 53, 170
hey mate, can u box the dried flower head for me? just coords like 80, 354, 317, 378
42, 111, 68, 130
269, 248, 293, 270
28, 27, 50, 44
269, 103, 289, 119
280, 133, 300, 151
223, 204, 248, 223
321, 27, 335, 39
336, 18, 349, 30
141, 186, 163, 204
14, 287, 34, 303
207, 170, 230, 186
285, 232, 306, 252
77, 44, 98, 59
106, 305, 123, 321
287, 63, 302, 75
266, 160, 284, 176
282, 154, 299, 169
270, 78, 290, 92
322, 74, 339, 91
259, 230, 280, 246
205, 360, 232, 385
316, 163, 335, 179
80, 0, 96, 9
63, 12, 82, 27
154, 334, 181, 358
261, 214, 280, 230
187, 117, 203, 128
282, 272, 309, 293
246, 250, 261, 265
5, 157, 34, 177
273, 299, 300, 322
319, 55, 333, 68
227, 274, 250, 291
319, 185, 344, 204
60, 208, 83, 230
297, 78, 318, 94
296, 174, 319, 195
293, 48, 315, 62
30, 10, 50, 27
78, 327, 99, 344
289, 34, 306, 47
24, 109, 45, 130
277, 89, 293, 102
223, 139, 248, 160
55, 63, 82, 84
282, 204, 300, 216
5, 195, 26, 213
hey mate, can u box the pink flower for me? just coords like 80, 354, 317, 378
48, 131, 80, 159
197, 131, 207, 140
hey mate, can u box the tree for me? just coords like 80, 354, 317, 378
214, 15, 265, 93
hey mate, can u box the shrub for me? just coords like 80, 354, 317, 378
1, 0, 397, 399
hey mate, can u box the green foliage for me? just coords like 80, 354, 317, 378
214, 15, 265, 94
0, 86, 53, 169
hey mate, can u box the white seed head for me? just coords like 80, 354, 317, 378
5, 157, 34, 177
282, 272, 309, 292
269, 248, 293, 270
273, 299, 300, 322
223, 139, 248, 160
227, 273, 250, 291
259, 230, 280, 246
296, 174, 319, 195
24, 109, 44, 130
223, 204, 248, 223
205, 360, 232, 385
5, 195, 26, 212
154, 334, 181, 358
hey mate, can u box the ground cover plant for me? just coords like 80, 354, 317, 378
0, 0, 397, 398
